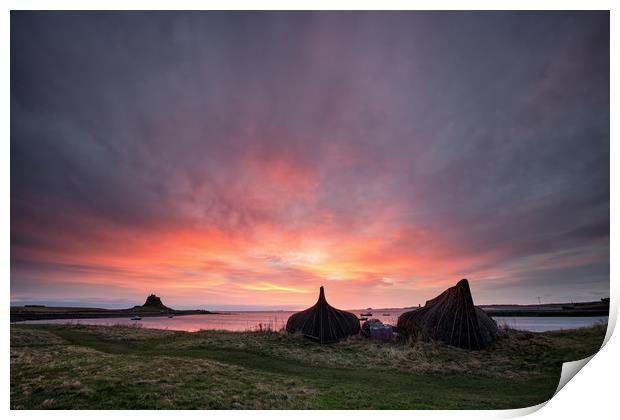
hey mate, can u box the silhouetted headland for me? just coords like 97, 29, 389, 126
10, 294, 216, 322
479, 299, 609, 317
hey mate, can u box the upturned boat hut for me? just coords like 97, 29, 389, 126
286, 286, 360, 344
397, 279, 498, 350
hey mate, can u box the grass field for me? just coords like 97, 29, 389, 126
10, 323, 606, 409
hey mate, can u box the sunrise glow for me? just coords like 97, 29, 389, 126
11, 12, 609, 310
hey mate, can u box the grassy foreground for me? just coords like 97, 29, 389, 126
10, 323, 606, 409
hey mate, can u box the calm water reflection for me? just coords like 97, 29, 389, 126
16, 310, 608, 333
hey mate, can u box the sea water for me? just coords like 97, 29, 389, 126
15, 310, 608, 333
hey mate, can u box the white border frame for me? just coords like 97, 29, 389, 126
3, 2, 617, 419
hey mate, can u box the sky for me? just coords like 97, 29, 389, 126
11, 11, 609, 310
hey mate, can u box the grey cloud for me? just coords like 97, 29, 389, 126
11, 11, 609, 304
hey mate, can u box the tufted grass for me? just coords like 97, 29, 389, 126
10, 322, 606, 409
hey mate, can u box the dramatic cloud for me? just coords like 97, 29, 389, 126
11, 11, 609, 309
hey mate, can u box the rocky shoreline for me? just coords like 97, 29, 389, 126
11, 294, 217, 322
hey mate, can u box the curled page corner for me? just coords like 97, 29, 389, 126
507, 354, 599, 419
553, 308, 616, 398
554, 355, 595, 396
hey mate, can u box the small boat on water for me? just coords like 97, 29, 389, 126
168, 315, 174, 318
359, 317, 368, 321
383, 313, 390, 316
360, 312, 373, 317
130, 316, 142, 320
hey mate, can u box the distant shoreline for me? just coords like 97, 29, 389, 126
11, 301, 609, 322
10, 307, 219, 323
485, 309, 609, 317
